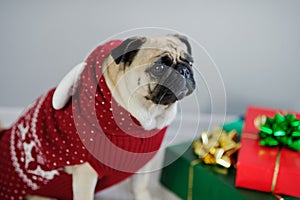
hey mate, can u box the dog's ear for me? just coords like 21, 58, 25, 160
110, 37, 146, 65
172, 34, 192, 55
52, 62, 85, 110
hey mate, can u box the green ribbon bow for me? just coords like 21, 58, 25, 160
258, 113, 300, 151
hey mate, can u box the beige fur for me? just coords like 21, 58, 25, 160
102, 35, 188, 130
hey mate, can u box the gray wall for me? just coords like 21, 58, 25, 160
1, 0, 299, 114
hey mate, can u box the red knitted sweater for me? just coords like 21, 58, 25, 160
0, 40, 167, 200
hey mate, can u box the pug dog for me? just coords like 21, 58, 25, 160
0, 35, 195, 200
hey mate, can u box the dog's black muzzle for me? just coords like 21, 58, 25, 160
148, 63, 195, 105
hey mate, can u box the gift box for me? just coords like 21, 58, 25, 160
160, 118, 300, 200
222, 117, 244, 137
236, 106, 300, 198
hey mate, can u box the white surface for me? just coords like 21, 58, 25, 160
0, 107, 236, 200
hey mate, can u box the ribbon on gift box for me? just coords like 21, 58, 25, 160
187, 159, 230, 200
187, 159, 202, 200
255, 112, 300, 151
192, 127, 241, 168
239, 137, 285, 200
188, 128, 241, 200
241, 112, 300, 199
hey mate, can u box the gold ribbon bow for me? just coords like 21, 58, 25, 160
193, 127, 241, 168
187, 128, 241, 200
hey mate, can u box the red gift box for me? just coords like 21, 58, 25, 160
236, 106, 300, 198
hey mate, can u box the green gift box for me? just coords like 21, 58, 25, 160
160, 119, 299, 200
222, 118, 244, 138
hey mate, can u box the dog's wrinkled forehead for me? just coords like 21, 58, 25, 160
141, 35, 193, 64
146, 35, 191, 55
110, 35, 193, 67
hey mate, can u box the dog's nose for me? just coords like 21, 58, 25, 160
176, 64, 191, 79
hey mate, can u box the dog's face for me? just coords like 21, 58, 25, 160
105, 35, 195, 107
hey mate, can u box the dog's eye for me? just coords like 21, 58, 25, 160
150, 64, 166, 75
161, 55, 173, 66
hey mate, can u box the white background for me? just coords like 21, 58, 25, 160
0, 0, 299, 114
